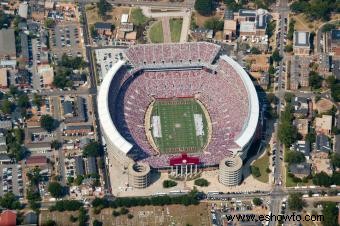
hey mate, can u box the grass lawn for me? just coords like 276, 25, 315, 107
169, 18, 182, 42
131, 8, 148, 26
149, 21, 164, 43
252, 153, 270, 183
151, 98, 208, 154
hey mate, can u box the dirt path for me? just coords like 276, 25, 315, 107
162, 17, 171, 43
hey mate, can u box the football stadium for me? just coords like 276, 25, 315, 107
98, 42, 259, 172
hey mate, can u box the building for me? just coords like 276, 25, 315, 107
0, 210, 16, 226
94, 22, 112, 36
63, 125, 92, 136
293, 31, 310, 55
18, 2, 28, 19
316, 134, 332, 153
294, 119, 309, 137
0, 154, 11, 164
75, 156, 85, 176
0, 28, 16, 67
329, 29, 340, 57
86, 156, 97, 175
26, 155, 48, 167
291, 140, 310, 160
290, 55, 311, 90
0, 120, 12, 131
0, 68, 8, 89
37, 65, 54, 88
128, 162, 151, 189
20, 32, 29, 62
315, 115, 333, 136
62, 100, 74, 118
219, 156, 243, 186
191, 28, 214, 41
289, 163, 311, 179
291, 97, 309, 117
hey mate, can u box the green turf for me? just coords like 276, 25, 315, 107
149, 21, 164, 43
151, 98, 208, 154
169, 18, 183, 42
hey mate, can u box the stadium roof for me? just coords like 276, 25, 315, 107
97, 60, 133, 155
220, 55, 259, 148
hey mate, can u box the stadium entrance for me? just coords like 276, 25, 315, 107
169, 153, 200, 177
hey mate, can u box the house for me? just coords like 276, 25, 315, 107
121, 14, 129, 23
0, 154, 11, 164
0, 120, 12, 131
289, 163, 311, 179
293, 31, 310, 55
94, 22, 112, 36
315, 115, 333, 136
291, 140, 311, 160
63, 97, 86, 123
316, 134, 332, 153
62, 100, 74, 118
63, 125, 92, 136
0, 29, 16, 63
0, 210, 16, 226
294, 119, 309, 137
120, 23, 134, 32
291, 97, 309, 118
75, 155, 85, 176
318, 53, 331, 75
26, 155, 48, 167
22, 211, 38, 225
223, 10, 237, 42
0, 68, 8, 89
18, 2, 28, 19
86, 156, 97, 175
329, 29, 340, 57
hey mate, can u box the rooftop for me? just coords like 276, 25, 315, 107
0, 28, 16, 58
294, 31, 310, 47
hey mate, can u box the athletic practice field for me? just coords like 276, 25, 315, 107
150, 98, 208, 154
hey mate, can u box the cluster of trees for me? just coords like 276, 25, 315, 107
272, 49, 283, 63
40, 115, 58, 132
326, 76, 340, 102
1, 86, 31, 118
83, 141, 102, 157
290, 0, 338, 21
194, 178, 209, 187
312, 171, 340, 187
53, 67, 73, 88
6, 128, 26, 161
278, 94, 298, 147
112, 207, 130, 217
250, 47, 261, 54
194, 0, 213, 16
321, 202, 339, 226
97, 0, 111, 18
224, 0, 243, 12
309, 71, 323, 90
285, 151, 305, 165
49, 200, 83, 212
26, 168, 44, 213
44, 18, 55, 29
287, 19, 295, 41
204, 18, 224, 32
163, 180, 177, 188
92, 190, 200, 211
78, 207, 88, 226
0, 192, 21, 210
60, 54, 87, 70
266, 20, 276, 39
48, 182, 65, 198
288, 193, 305, 211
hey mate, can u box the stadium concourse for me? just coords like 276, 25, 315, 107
98, 42, 259, 182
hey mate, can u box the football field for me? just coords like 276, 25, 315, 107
151, 98, 208, 154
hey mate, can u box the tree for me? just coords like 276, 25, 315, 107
75, 175, 84, 185
17, 93, 30, 109
33, 94, 42, 108
194, 0, 213, 16
60, 54, 86, 69
272, 49, 282, 62
0, 192, 21, 209
309, 71, 323, 90
83, 141, 101, 157
194, 178, 209, 187
53, 68, 73, 88
97, 0, 110, 18
48, 182, 64, 198
331, 153, 340, 169
250, 47, 261, 54
93, 220, 103, 226
0, 10, 11, 29
43, 220, 57, 226
44, 19, 55, 29
204, 18, 224, 32
288, 193, 304, 211
1, 99, 14, 114
284, 44, 293, 52
120, 207, 129, 215
322, 23, 336, 33
40, 115, 57, 132
290, 0, 309, 13
51, 140, 62, 150
332, 171, 340, 185
224, 0, 242, 11
163, 180, 177, 188
252, 197, 263, 206
322, 202, 338, 226
90, 25, 98, 38
127, 213, 134, 219
250, 166, 261, 177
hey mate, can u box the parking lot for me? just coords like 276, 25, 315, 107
50, 23, 83, 60
0, 164, 24, 197
94, 47, 127, 82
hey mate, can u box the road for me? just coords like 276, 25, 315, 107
79, 3, 111, 192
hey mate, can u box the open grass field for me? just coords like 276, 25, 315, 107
169, 18, 183, 42
151, 98, 208, 154
92, 204, 210, 226
149, 21, 164, 43
252, 152, 269, 183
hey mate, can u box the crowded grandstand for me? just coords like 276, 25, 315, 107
98, 42, 259, 169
